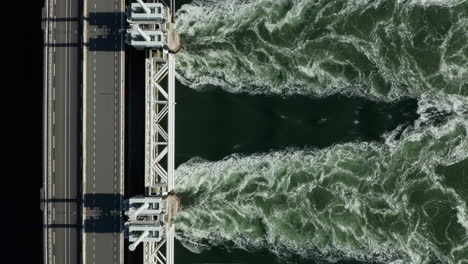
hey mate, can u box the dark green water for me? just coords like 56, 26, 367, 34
176, 88, 418, 164
176, 0, 468, 100
174, 82, 421, 264
132, 0, 468, 263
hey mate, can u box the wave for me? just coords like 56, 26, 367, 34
174, 95, 468, 263
175, 0, 468, 100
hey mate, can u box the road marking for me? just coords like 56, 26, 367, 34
52, 159, 55, 173
93, 84, 96, 200
44, 1, 53, 263
53, 183, 55, 196
53, 64, 55, 77
82, 0, 88, 261
53, 231, 56, 245
52, 135, 55, 149
93, 225, 96, 264
63, 0, 74, 262
113, 43, 117, 259
52, 111, 55, 125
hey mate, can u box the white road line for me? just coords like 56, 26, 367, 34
119, 1, 125, 259
113, 50, 117, 257
63, 0, 70, 262
45, 2, 53, 263
82, 0, 89, 261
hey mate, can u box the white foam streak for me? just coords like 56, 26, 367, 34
176, 0, 468, 100
175, 95, 468, 263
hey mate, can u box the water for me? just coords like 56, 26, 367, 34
175, 95, 468, 264
176, 0, 468, 100
168, 0, 468, 263
175, 88, 418, 163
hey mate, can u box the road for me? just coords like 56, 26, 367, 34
42, 0, 81, 263
82, 0, 125, 263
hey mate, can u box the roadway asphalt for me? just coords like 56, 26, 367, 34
43, 0, 80, 263
82, 0, 125, 263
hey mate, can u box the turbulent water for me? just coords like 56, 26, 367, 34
176, 0, 468, 100
175, 95, 468, 263
173, 0, 468, 263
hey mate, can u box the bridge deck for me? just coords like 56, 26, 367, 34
82, 0, 125, 263
43, 0, 80, 263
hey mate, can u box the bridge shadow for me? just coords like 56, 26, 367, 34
83, 193, 124, 233
44, 43, 81, 47
42, 193, 124, 233
41, 17, 80, 22
41, 198, 80, 203
42, 12, 125, 51
45, 224, 80, 228
87, 12, 125, 51
42, 11, 128, 51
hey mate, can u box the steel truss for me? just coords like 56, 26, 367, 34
143, 48, 175, 264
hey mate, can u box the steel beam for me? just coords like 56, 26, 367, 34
137, 0, 151, 14
126, 1, 176, 263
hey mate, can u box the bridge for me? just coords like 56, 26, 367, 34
42, 0, 178, 263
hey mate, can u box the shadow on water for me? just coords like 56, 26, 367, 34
125, 46, 145, 264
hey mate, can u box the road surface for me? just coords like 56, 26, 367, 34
42, 0, 81, 263
82, 0, 125, 263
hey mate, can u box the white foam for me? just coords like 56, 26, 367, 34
176, 0, 468, 101
456, 205, 468, 235
175, 95, 468, 263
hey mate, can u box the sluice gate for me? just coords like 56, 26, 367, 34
124, 1, 180, 264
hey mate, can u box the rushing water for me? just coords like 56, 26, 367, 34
172, 0, 468, 263
175, 96, 468, 264
176, 0, 468, 100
